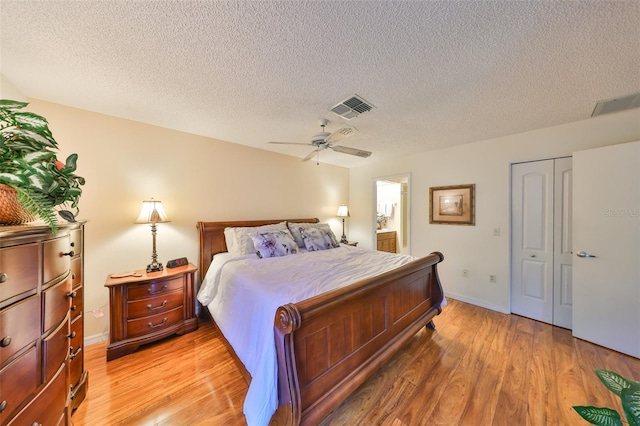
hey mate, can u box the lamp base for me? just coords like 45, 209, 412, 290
146, 262, 164, 273
340, 234, 348, 244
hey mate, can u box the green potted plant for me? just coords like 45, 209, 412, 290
0, 99, 85, 233
573, 369, 640, 426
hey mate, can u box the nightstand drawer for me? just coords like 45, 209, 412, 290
127, 277, 184, 300
126, 307, 184, 338
127, 290, 183, 319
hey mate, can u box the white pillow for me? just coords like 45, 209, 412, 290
224, 221, 288, 255
249, 229, 299, 258
288, 222, 333, 248
300, 226, 340, 251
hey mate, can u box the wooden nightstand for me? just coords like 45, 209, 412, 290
104, 263, 198, 361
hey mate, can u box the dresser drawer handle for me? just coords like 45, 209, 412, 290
67, 291, 77, 298
62, 250, 75, 257
147, 317, 168, 328
71, 304, 77, 311
0, 272, 6, 283
70, 346, 82, 359
72, 273, 77, 280
147, 300, 168, 311
0, 336, 11, 348
147, 285, 168, 295
0, 400, 6, 413
32, 422, 42, 426
67, 331, 77, 339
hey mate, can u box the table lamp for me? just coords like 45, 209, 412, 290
336, 204, 350, 244
135, 199, 170, 272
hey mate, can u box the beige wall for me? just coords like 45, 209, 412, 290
349, 108, 640, 313
27, 100, 350, 341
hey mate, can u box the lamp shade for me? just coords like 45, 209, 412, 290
135, 199, 170, 224
336, 205, 350, 217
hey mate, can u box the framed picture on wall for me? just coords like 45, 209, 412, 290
429, 184, 475, 225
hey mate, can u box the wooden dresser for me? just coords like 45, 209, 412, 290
0, 222, 88, 425
377, 230, 397, 253
104, 263, 198, 361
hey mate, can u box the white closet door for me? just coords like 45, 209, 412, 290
553, 157, 573, 329
573, 141, 640, 358
511, 160, 554, 323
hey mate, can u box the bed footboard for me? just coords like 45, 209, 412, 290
273, 251, 445, 425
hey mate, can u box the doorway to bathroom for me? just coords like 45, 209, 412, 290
373, 174, 410, 254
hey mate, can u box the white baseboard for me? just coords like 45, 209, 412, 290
85, 331, 109, 347
444, 292, 510, 315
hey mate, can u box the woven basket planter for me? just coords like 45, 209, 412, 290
0, 184, 35, 225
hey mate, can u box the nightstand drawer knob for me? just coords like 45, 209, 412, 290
147, 317, 168, 328
0, 273, 7, 283
147, 300, 168, 311
0, 400, 6, 413
62, 250, 75, 257
67, 291, 77, 298
67, 331, 77, 339
0, 336, 11, 348
147, 285, 168, 295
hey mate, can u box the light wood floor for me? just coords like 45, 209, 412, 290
71, 298, 640, 425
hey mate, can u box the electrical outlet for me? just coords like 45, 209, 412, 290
462, 269, 469, 277
489, 274, 496, 283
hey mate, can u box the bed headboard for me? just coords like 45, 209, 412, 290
196, 218, 319, 282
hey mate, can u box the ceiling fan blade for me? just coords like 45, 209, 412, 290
331, 145, 372, 158
268, 141, 312, 146
325, 125, 358, 143
302, 149, 318, 162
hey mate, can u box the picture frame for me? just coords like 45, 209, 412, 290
429, 184, 475, 225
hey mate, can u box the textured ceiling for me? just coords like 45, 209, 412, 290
1, 1, 639, 167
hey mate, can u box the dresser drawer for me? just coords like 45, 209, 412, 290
69, 229, 82, 258
126, 307, 184, 338
7, 362, 67, 426
43, 235, 71, 284
71, 257, 82, 286
69, 315, 83, 386
70, 285, 83, 321
0, 295, 41, 365
0, 243, 38, 305
42, 312, 70, 383
127, 289, 184, 319
127, 277, 184, 300
0, 344, 38, 424
42, 275, 72, 333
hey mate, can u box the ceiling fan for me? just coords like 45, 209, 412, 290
268, 119, 372, 164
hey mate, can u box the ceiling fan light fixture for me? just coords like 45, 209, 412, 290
331, 95, 375, 120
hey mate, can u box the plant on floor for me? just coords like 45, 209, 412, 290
573, 369, 640, 426
0, 99, 85, 233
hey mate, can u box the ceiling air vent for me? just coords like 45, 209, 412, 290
591, 92, 640, 117
331, 95, 375, 120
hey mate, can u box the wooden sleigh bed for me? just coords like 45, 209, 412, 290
197, 218, 445, 425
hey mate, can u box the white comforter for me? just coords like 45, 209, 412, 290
197, 245, 416, 426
